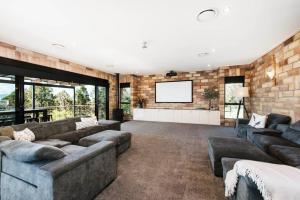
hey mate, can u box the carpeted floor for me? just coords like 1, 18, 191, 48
95, 121, 235, 200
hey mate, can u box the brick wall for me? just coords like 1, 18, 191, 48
0, 42, 117, 119
250, 31, 300, 122
130, 66, 251, 125
1, 30, 299, 124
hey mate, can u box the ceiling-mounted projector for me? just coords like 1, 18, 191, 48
166, 70, 177, 77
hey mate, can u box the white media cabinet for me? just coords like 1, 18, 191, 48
133, 108, 220, 125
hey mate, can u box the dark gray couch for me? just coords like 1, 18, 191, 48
0, 117, 122, 200
0, 141, 117, 200
214, 120, 300, 200
234, 113, 291, 139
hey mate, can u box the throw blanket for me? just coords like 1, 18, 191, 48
225, 160, 300, 200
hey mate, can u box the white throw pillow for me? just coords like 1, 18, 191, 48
13, 128, 35, 142
80, 116, 98, 126
248, 113, 267, 128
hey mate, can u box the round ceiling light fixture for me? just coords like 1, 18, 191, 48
52, 43, 65, 49
197, 8, 218, 22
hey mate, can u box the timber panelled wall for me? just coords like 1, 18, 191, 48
0, 30, 299, 125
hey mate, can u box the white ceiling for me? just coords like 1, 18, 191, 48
0, 0, 299, 75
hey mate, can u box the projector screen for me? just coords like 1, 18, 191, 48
155, 80, 193, 103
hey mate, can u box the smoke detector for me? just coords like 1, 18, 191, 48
197, 9, 218, 22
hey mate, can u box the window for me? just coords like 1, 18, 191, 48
75, 85, 95, 117
0, 75, 15, 125
224, 76, 244, 119
98, 86, 107, 119
120, 83, 131, 115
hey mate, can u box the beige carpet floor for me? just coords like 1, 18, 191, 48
95, 121, 235, 200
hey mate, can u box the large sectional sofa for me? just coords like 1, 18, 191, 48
208, 113, 300, 200
0, 117, 131, 200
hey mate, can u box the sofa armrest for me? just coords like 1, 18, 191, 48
39, 141, 115, 178
238, 119, 250, 124
235, 118, 250, 129
251, 128, 282, 137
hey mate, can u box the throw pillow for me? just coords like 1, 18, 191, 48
13, 128, 35, 142
76, 121, 92, 130
0, 126, 14, 138
81, 116, 98, 125
248, 113, 267, 128
0, 140, 67, 162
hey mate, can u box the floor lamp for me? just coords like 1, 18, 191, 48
235, 87, 250, 119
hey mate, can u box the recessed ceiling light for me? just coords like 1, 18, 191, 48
207, 64, 211, 67
223, 6, 230, 14
52, 43, 65, 49
197, 8, 218, 22
198, 52, 210, 57
211, 48, 216, 53
105, 64, 115, 68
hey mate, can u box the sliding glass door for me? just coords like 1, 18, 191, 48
0, 75, 16, 125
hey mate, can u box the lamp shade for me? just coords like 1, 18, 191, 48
235, 87, 249, 98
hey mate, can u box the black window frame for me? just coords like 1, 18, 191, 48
224, 76, 245, 119
0, 56, 110, 124
120, 83, 131, 114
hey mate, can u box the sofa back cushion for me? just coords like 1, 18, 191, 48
281, 127, 300, 145
0, 126, 14, 138
266, 113, 291, 129
0, 140, 66, 162
11, 121, 38, 131
31, 117, 80, 140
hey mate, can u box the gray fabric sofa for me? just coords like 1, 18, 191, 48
0, 117, 122, 200
234, 113, 291, 139
0, 141, 117, 200
211, 119, 300, 200
208, 137, 279, 176
79, 130, 132, 155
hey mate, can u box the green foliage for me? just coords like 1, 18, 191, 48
24, 86, 33, 109
203, 87, 219, 100
76, 86, 90, 105
35, 86, 55, 107
55, 91, 73, 107
203, 87, 219, 110
2, 91, 15, 105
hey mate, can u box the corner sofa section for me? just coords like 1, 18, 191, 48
1, 141, 117, 200
0, 117, 123, 200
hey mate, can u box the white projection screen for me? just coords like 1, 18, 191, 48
155, 80, 193, 103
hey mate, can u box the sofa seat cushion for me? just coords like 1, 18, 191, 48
281, 127, 300, 145
0, 140, 66, 162
60, 145, 86, 154
269, 145, 300, 166
207, 137, 279, 177
251, 134, 298, 153
34, 139, 71, 148
79, 130, 131, 147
